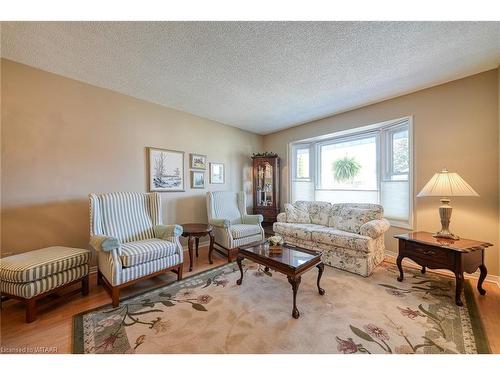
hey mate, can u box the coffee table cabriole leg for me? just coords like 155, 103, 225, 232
396, 254, 404, 282
188, 236, 194, 272
236, 255, 244, 285
287, 275, 302, 319
208, 232, 215, 265
316, 262, 325, 295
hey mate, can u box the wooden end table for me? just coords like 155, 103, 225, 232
394, 231, 493, 306
181, 223, 215, 272
237, 241, 324, 319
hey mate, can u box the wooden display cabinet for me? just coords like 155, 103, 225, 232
252, 154, 280, 227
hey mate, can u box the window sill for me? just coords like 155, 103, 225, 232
387, 219, 413, 230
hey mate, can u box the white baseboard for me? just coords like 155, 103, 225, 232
385, 250, 500, 289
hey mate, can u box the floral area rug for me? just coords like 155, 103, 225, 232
73, 261, 489, 354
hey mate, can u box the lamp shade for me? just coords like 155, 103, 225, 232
417, 168, 479, 197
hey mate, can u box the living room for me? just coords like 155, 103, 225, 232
1, 0, 500, 372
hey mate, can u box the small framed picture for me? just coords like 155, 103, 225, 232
190, 153, 207, 170
191, 171, 205, 189
209, 162, 225, 184
148, 147, 185, 192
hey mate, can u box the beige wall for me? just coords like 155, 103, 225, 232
2, 58, 499, 277
263, 69, 500, 276
1, 59, 263, 254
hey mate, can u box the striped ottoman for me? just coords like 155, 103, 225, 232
0, 246, 91, 322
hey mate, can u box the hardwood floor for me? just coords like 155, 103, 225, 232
1, 248, 499, 354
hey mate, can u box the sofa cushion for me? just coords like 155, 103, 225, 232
230, 224, 262, 239
306, 201, 332, 226
284, 203, 311, 224
329, 207, 380, 233
0, 246, 91, 283
311, 228, 373, 253
274, 222, 325, 241
121, 239, 177, 267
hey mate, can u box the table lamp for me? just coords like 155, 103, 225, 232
417, 168, 479, 240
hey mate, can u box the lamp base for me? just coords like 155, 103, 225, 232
433, 198, 460, 241
433, 231, 460, 241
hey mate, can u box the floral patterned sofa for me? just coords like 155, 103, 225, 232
273, 201, 390, 277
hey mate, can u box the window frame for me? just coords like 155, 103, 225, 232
291, 143, 313, 182
315, 130, 380, 192
383, 122, 410, 182
289, 116, 414, 230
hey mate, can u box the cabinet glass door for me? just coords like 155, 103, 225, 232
256, 162, 273, 207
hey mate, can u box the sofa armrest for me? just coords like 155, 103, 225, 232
208, 218, 231, 228
359, 219, 391, 239
90, 235, 121, 252
277, 212, 287, 222
241, 214, 263, 225
154, 224, 183, 239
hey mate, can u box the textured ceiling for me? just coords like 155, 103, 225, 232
1, 22, 499, 134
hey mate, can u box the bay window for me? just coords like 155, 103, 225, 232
290, 117, 413, 228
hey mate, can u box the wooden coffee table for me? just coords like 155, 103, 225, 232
236, 241, 324, 319
181, 223, 215, 272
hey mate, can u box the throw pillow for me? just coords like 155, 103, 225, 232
285, 203, 311, 224
330, 207, 378, 233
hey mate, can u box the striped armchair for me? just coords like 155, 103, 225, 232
206, 191, 265, 262
89, 192, 183, 307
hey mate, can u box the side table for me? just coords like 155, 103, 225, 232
181, 223, 215, 271
394, 231, 493, 306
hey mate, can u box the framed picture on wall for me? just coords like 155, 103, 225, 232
191, 171, 205, 189
209, 162, 225, 184
190, 153, 207, 170
148, 147, 185, 192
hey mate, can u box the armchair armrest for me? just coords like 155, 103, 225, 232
241, 214, 263, 225
277, 212, 287, 222
154, 224, 183, 239
208, 218, 231, 228
359, 218, 391, 239
89, 235, 121, 252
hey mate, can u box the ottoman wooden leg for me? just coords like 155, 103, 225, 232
177, 265, 183, 281
26, 299, 37, 323
82, 275, 90, 296
97, 270, 103, 286
111, 287, 120, 307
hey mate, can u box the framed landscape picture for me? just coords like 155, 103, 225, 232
148, 147, 185, 192
190, 153, 207, 170
191, 171, 205, 189
209, 162, 225, 184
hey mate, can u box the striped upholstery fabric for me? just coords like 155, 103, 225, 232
209, 191, 242, 225
121, 254, 181, 284
0, 264, 89, 299
207, 191, 264, 250
120, 239, 177, 267
0, 247, 91, 283
89, 192, 183, 287
230, 224, 262, 239
231, 234, 265, 248
98, 192, 156, 242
